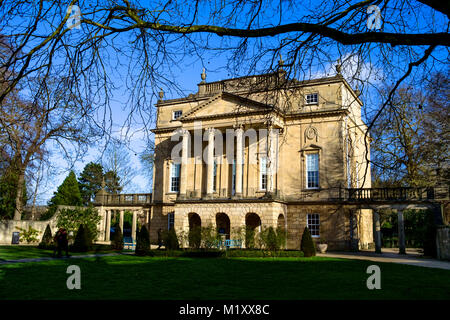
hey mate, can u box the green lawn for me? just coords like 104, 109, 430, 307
0, 245, 119, 261
1, 255, 449, 300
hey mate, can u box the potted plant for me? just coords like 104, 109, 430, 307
317, 239, 328, 253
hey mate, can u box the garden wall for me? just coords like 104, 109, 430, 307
0, 206, 75, 245
436, 225, 450, 261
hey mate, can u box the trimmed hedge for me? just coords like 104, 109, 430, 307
71, 224, 92, 252
111, 223, 124, 251
38, 224, 54, 249
300, 226, 316, 257
135, 226, 150, 256
140, 249, 304, 258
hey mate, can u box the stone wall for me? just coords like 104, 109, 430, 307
436, 225, 450, 261
0, 217, 58, 245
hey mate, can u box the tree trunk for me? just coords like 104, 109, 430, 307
13, 169, 25, 220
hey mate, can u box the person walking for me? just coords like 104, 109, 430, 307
56, 228, 70, 258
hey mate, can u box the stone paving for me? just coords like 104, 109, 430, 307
318, 248, 450, 270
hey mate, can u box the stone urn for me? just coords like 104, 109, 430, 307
317, 243, 328, 253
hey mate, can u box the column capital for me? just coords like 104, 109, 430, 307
233, 123, 244, 130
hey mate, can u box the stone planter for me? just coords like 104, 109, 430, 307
317, 243, 328, 253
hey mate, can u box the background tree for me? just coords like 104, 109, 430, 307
79, 162, 104, 205
102, 139, 137, 193
0, 1, 447, 200
371, 71, 449, 187
43, 171, 82, 219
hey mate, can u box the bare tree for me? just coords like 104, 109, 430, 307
0, 0, 448, 215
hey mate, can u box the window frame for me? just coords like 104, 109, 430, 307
259, 156, 268, 191
307, 213, 320, 238
305, 93, 319, 105
168, 212, 175, 230
306, 153, 320, 189
172, 110, 183, 120
170, 162, 181, 193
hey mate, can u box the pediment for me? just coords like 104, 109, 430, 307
179, 92, 272, 120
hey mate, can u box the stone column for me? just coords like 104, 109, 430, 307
105, 210, 111, 242
132, 211, 137, 242
179, 129, 189, 199
119, 210, 124, 233
372, 211, 382, 253
397, 209, 406, 254
206, 128, 215, 197
235, 125, 243, 198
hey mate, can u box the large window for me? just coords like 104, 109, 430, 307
307, 213, 320, 237
306, 153, 319, 189
260, 156, 267, 190
170, 163, 180, 192
213, 159, 217, 192
306, 93, 318, 105
168, 212, 175, 230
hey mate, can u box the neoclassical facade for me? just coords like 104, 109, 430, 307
147, 67, 373, 250
95, 67, 374, 250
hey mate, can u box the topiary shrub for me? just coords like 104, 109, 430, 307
265, 226, 279, 251
38, 224, 54, 249
111, 223, 124, 251
71, 224, 92, 252
135, 225, 150, 256
163, 228, 179, 250
300, 226, 316, 257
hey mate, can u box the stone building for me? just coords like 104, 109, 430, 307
145, 66, 373, 250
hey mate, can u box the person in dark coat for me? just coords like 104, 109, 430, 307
55, 228, 70, 258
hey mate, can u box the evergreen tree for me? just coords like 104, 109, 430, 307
112, 223, 124, 251
78, 162, 104, 205
42, 171, 82, 220
72, 224, 92, 252
135, 225, 150, 256
300, 227, 316, 257
38, 224, 53, 249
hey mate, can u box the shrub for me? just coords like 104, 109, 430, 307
163, 228, 179, 250
111, 223, 124, 251
56, 206, 101, 241
265, 227, 279, 251
276, 227, 286, 249
300, 226, 316, 257
188, 226, 202, 249
201, 225, 220, 249
245, 227, 256, 249
135, 226, 150, 256
15, 226, 40, 244
38, 224, 54, 249
71, 224, 92, 252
